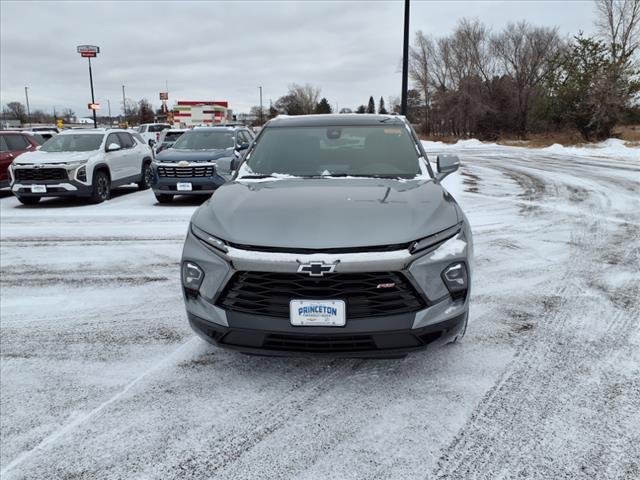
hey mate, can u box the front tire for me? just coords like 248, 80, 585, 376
16, 195, 41, 206
90, 171, 111, 204
154, 193, 173, 203
138, 161, 152, 190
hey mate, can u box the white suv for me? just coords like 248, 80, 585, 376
9, 129, 154, 205
137, 123, 172, 147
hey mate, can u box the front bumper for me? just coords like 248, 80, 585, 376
151, 162, 226, 195
10, 164, 92, 197
188, 310, 467, 357
181, 222, 473, 356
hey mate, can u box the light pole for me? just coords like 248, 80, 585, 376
76, 45, 100, 128
400, 0, 410, 116
106, 99, 112, 126
24, 86, 31, 127
122, 85, 127, 126
258, 86, 263, 125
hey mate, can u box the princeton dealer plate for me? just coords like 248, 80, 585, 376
31, 185, 46, 193
290, 300, 346, 327
176, 182, 192, 191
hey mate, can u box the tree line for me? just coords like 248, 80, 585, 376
405, 0, 639, 140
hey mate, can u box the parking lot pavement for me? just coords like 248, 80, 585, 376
1, 146, 639, 479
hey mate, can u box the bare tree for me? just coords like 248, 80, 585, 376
5, 102, 27, 123
492, 21, 561, 135
410, 30, 435, 133
289, 84, 321, 114
595, 0, 640, 62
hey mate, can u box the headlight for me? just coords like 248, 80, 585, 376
76, 165, 87, 182
62, 160, 89, 167
191, 224, 228, 253
182, 261, 204, 292
410, 223, 462, 255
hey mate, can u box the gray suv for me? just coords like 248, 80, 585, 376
181, 114, 472, 356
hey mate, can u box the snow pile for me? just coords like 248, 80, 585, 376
422, 139, 499, 151
540, 138, 639, 161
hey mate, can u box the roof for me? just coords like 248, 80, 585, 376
191, 125, 245, 131
266, 114, 406, 128
59, 128, 124, 135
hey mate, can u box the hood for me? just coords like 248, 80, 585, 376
156, 148, 233, 163
192, 178, 459, 249
13, 150, 95, 165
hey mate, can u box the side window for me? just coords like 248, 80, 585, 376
117, 132, 134, 149
0, 136, 8, 152
139, 126, 147, 133
105, 133, 122, 150
5, 135, 30, 151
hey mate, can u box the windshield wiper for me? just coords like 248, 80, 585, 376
238, 174, 275, 179
322, 173, 411, 179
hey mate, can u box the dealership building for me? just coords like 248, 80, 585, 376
172, 101, 231, 127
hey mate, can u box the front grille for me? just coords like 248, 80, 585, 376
217, 271, 426, 319
15, 168, 68, 181
263, 333, 376, 352
157, 165, 214, 178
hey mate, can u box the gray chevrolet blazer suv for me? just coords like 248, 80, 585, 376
181, 114, 472, 356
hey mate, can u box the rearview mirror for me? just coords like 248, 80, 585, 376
236, 142, 250, 151
436, 154, 460, 181
106, 143, 121, 152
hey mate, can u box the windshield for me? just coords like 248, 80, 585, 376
40, 133, 104, 152
172, 130, 234, 150
242, 125, 421, 178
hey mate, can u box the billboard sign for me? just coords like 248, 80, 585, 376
77, 45, 100, 58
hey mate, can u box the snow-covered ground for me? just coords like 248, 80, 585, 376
1, 142, 639, 479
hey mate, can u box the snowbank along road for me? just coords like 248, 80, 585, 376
1, 141, 638, 479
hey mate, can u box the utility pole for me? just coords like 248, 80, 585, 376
400, 0, 410, 116
24, 86, 31, 127
107, 99, 112, 126
122, 85, 127, 126
258, 86, 263, 125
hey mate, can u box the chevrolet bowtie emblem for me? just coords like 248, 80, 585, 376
297, 261, 337, 277
177, 161, 189, 167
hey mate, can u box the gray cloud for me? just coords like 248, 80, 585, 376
1, 0, 597, 118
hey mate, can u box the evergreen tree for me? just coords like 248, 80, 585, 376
378, 97, 388, 114
366, 96, 375, 114
314, 98, 332, 114
355, 105, 367, 114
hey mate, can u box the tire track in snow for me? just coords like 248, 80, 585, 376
431, 159, 639, 479
0, 338, 200, 478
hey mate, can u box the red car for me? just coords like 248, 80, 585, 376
0, 132, 40, 188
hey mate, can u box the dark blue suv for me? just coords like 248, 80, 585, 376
151, 126, 254, 203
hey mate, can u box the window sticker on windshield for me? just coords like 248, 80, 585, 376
384, 128, 402, 135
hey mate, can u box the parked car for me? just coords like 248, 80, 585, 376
180, 114, 473, 356
9, 128, 154, 205
137, 123, 172, 146
23, 130, 57, 143
150, 126, 254, 203
155, 128, 187, 154
0, 131, 40, 188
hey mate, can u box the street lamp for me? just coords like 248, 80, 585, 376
122, 85, 127, 127
258, 86, 263, 125
24, 86, 31, 127
76, 45, 100, 128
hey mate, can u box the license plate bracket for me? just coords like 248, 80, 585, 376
176, 182, 192, 191
31, 185, 46, 193
290, 300, 346, 327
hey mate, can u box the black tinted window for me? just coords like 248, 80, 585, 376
4, 134, 30, 151
244, 125, 421, 177
164, 131, 184, 141
105, 133, 122, 149
117, 132, 134, 148
149, 125, 170, 132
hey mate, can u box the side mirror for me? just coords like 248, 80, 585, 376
149, 140, 156, 147
236, 142, 250, 151
35, 145, 41, 150
436, 154, 460, 181
106, 143, 121, 152
216, 157, 235, 176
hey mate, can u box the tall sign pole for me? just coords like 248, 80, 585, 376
258, 86, 263, 125
400, 0, 410, 116
122, 85, 127, 127
77, 45, 100, 128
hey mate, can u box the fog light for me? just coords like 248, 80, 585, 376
442, 262, 468, 299
76, 165, 87, 182
182, 261, 204, 292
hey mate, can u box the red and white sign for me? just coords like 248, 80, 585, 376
77, 45, 100, 58
88, 103, 101, 110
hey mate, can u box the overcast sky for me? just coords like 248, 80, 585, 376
1, 0, 597, 118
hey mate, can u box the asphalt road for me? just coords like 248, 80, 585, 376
1, 145, 638, 479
